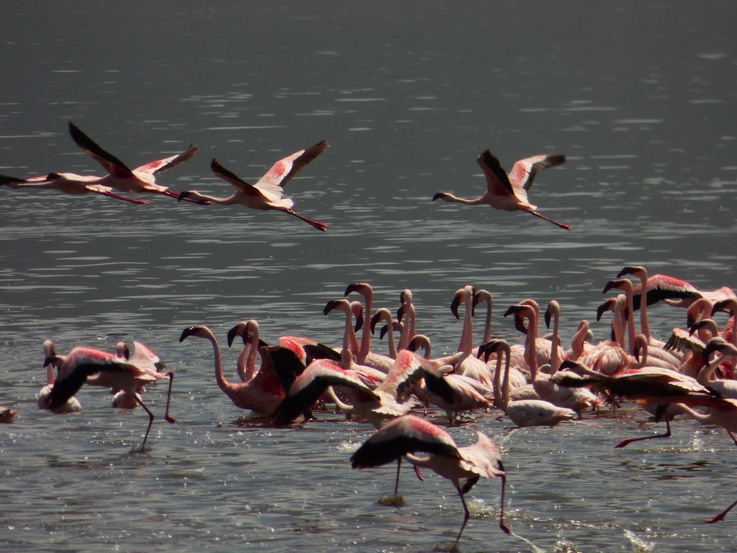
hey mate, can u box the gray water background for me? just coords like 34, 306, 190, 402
1, 2, 736, 552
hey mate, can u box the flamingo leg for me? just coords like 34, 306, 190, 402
522, 207, 571, 230
704, 499, 737, 524
163, 371, 176, 424
134, 395, 156, 451
282, 208, 328, 232
101, 191, 148, 204
452, 488, 471, 552
498, 474, 511, 535
393, 458, 402, 497
615, 411, 672, 449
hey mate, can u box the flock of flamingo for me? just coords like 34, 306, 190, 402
7, 264, 737, 548
0, 121, 573, 233
5, 123, 737, 548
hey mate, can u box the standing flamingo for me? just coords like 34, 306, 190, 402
179, 325, 287, 416
178, 141, 329, 231
43, 345, 175, 450
350, 414, 510, 549
485, 340, 578, 426
433, 149, 570, 230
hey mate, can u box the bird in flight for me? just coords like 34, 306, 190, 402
433, 150, 571, 230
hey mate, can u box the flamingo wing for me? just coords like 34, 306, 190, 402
256, 141, 329, 190
210, 158, 272, 200
350, 415, 461, 468
135, 144, 198, 176
476, 150, 516, 198
272, 359, 378, 425
508, 154, 566, 191
68, 122, 134, 178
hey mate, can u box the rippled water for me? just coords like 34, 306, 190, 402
2, 2, 737, 552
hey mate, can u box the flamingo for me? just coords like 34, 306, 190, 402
449, 286, 493, 385
37, 340, 82, 414
350, 414, 510, 550
227, 319, 340, 381
178, 141, 329, 231
630, 271, 734, 310
433, 149, 570, 230
603, 278, 681, 368
554, 359, 721, 448
344, 282, 395, 371
179, 325, 287, 416
5, 122, 205, 204
485, 340, 578, 426
273, 350, 445, 427
43, 345, 175, 450
0, 173, 149, 204
579, 295, 632, 375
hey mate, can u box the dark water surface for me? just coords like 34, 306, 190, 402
1, 2, 737, 552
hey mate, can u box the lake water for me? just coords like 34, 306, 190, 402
1, 2, 736, 552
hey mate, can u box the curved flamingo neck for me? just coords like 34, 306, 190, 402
202, 329, 236, 395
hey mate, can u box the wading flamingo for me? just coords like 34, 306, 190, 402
43, 345, 175, 450
485, 340, 578, 426
179, 325, 287, 416
433, 150, 570, 230
38, 340, 82, 414
350, 414, 510, 550
178, 141, 329, 231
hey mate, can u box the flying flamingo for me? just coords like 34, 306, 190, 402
350, 414, 510, 550
0, 173, 149, 204
178, 141, 329, 231
2, 121, 206, 204
432, 149, 571, 230
43, 344, 175, 450
179, 325, 287, 416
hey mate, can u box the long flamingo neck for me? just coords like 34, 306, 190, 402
636, 273, 651, 339
359, 293, 372, 363
206, 332, 234, 394
524, 311, 538, 380
623, 288, 637, 354
550, 312, 560, 371
459, 292, 474, 354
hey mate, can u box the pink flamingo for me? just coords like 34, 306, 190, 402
5, 121, 205, 204
0, 173, 149, 204
179, 325, 287, 416
350, 414, 510, 549
178, 142, 329, 231
38, 340, 82, 414
554, 359, 721, 448
630, 271, 734, 310
433, 150, 570, 230
66, 122, 204, 202
485, 340, 578, 426
44, 345, 175, 450
344, 282, 395, 371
